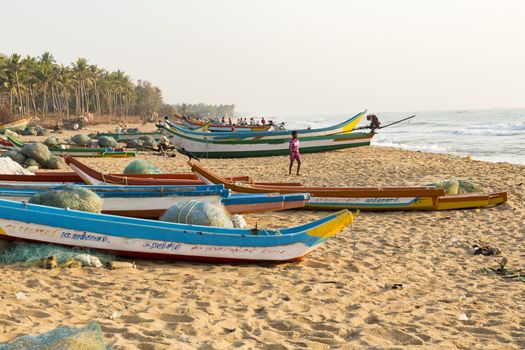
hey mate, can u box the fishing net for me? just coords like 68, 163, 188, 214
0, 322, 108, 350
21, 126, 37, 136
2, 149, 26, 164
46, 156, 67, 169
0, 242, 113, 267
125, 139, 144, 149
71, 134, 92, 146
21, 142, 53, 165
231, 214, 247, 228
23, 157, 40, 168
36, 127, 49, 136
0, 157, 33, 175
28, 185, 103, 213
127, 128, 139, 133
160, 200, 234, 227
434, 178, 482, 195
139, 135, 158, 150
123, 159, 161, 174
97, 136, 117, 148
43, 136, 60, 147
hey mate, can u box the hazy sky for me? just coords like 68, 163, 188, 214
2, 0, 524, 116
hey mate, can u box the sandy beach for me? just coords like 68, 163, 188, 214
0, 123, 524, 349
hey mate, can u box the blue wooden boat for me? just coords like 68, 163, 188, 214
0, 199, 353, 262
0, 184, 310, 218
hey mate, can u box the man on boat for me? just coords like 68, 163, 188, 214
366, 114, 381, 133
261, 117, 266, 125
288, 131, 301, 175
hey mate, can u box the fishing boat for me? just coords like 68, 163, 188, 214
63, 156, 303, 187
0, 184, 309, 217
164, 126, 373, 158
165, 110, 367, 142
6, 135, 135, 158
0, 199, 353, 262
174, 116, 272, 132
190, 163, 509, 211
0, 117, 33, 134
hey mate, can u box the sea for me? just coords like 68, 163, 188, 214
280, 108, 525, 165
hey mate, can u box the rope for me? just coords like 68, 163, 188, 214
184, 201, 200, 224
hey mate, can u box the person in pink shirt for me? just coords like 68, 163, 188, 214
288, 131, 301, 175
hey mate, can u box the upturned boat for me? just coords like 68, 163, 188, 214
0, 199, 353, 262
0, 117, 33, 134
0, 184, 309, 217
190, 163, 509, 211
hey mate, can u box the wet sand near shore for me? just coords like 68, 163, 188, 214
0, 123, 524, 349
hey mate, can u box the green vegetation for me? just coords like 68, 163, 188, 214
0, 52, 162, 120
161, 103, 235, 119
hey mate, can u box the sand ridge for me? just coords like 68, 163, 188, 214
0, 123, 524, 349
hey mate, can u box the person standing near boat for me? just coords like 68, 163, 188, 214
288, 131, 301, 175
366, 114, 381, 133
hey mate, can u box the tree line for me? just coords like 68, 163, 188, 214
160, 103, 235, 119
0, 52, 163, 120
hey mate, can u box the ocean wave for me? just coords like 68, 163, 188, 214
373, 141, 458, 155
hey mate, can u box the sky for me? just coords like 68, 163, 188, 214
1, 0, 524, 116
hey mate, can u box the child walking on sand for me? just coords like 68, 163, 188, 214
288, 131, 301, 175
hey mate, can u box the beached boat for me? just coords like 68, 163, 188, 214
5, 135, 136, 158
0, 184, 309, 217
163, 126, 373, 158
63, 156, 303, 187
165, 110, 367, 142
190, 163, 509, 211
0, 199, 353, 262
0, 117, 33, 134
174, 116, 272, 132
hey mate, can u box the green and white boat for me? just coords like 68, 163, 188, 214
163, 126, 373, 158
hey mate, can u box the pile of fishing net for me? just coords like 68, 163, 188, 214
0, 322, 108, 350
2, 143, 66, 169
21, 126, 48, 136
0, 242, 112, 268
28, 185, 103, 213
43, 136, 61, 147
140, 135, 158, 150
433, 178, 482, 195
97, 136, 117, 148
71, 133, 92, 146
123, 159, 161, 174
160, 200, 246, 228
0, 157, 34, 175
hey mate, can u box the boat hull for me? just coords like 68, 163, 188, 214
0, 200, 353, 262
170, 132, 373, 158
0, 117, 32, 133
191, 163, 509, 211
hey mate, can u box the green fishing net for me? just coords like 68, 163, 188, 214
0, 322, 109, 350
28, 185, 103, 213
0, 242, 113, 267
160, 200, 234, 227
71, 134, 92, 146
434, 178, 482, 195
21, 142, 53, 165
97, 136, 117, 148
123, 159, 161, 174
